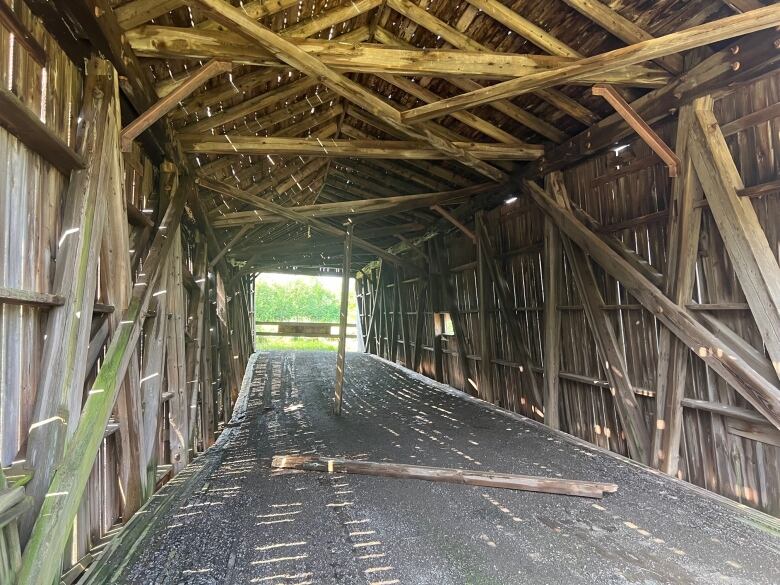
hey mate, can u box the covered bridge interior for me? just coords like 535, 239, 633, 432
0, 0, 779, 583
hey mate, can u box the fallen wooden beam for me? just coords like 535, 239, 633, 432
271, 455, 618, 499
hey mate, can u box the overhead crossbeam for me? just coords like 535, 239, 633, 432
197, 177, 417, 270
401, 5, 780, 123
191, 0, 509, 182
121, 59, 232, 150
126, 25, 668, 85
179, 135, 544, 160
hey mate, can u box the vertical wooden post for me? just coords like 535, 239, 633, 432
542, 184, 562, 429
16, 173, 188, 585
388, 269, 399, 363
476, 212, 495, 404
185, 240, 209, 444
139, 286, 170, 500
20, 58, 115, 541
396, 270, 412, 367
429, 242, 444, 383
166, 227, 189, 473
652, 101, 705, 473
412, 282, 428, 373
333, 224, 353, 416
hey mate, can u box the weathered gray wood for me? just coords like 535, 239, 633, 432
100, 129, 145, 520
523, 178, 780, 432
0, 287, 64, 309
475, 220, 543, 408
548, 172, 650, 463
0, 87, 84, 174
689, 104, 780, 381
397, 270, 413, 368
185, 240, 209, 444
652, 101, 706, 474
20, 59, 115, 541
476, 212, 495, 404
166, 227, 189, 473
271, 455, 618, 498
139, 286, 170, 501
435, 239, 472, 389
333, 225, 353, 416
541, 200, 561, 429
16, 171, 189, 585
412, 282, 428, 373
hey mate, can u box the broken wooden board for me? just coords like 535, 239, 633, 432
271, 455, 618, 499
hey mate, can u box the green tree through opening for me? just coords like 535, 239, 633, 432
254, 273, 357, 351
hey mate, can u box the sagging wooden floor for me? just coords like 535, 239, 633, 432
88, 351, 779, 585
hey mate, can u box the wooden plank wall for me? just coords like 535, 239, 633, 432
358, 71, 780, 517
0, 2, 254, 579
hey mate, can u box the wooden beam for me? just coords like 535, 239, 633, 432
284, 0, 382, 38
333, 225, 354, 416
17, 170, 189, 585
20, 59, 115, 544
180, 136, 544, 160
535, 31, 779, 175
652, 102, 706, 474
689, 103, 780, 381
271, 455, 619, 498
463, 0, 580, 58
0, 287, 64, 309
475, 220, 543, 410
396, 269, 412, 368
183, 76, 318, 134
559, 0, 683, 73
211, 183, 496, 228
126, 26, 668, 85
541, 202, 561, 429
50, 0, 165, 157
167, 68, 282, 119
183, 0, 510, 181
0, 2, 47, 65
197, 177, 415, 269
431, 205, 476, 242
0, 87, 84, 174
548, 172, 651, 463
522, 178, 780, 432
475, 212, 495, 404
591, 84, 681, 177
372, 28, 570, 144
121, 59, 232, 150
115, 0, 184, 30
434, 240, 472, 389
401, 5, 780, 123
387, 0, 599, 127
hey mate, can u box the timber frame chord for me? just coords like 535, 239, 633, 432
2, 0, 780, 583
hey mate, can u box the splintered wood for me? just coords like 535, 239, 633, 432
271, 455, 618, 499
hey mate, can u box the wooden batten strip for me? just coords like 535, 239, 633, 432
0, 2, 47, 65
0, 88, 84, 174
0, 287, 65, 309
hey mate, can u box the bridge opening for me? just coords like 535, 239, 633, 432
254, 272, 358, 352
